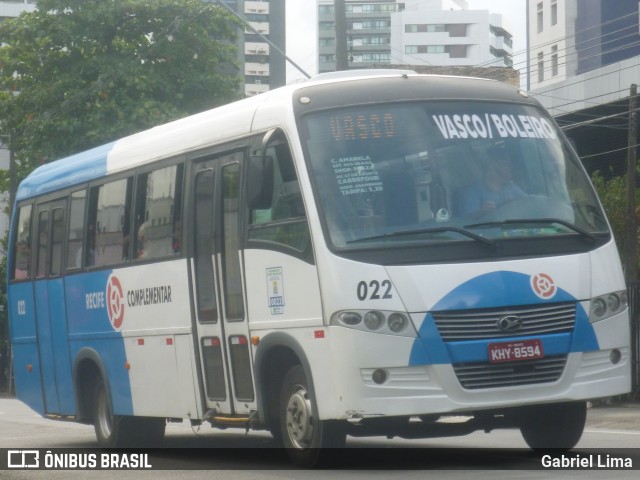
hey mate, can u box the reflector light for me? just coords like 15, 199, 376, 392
203, 338, 221, 347
166, 338, 173, 346
314, 330, 325, 339
137, 339, 145, 346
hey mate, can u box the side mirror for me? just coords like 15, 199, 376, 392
247, 154, 274, 210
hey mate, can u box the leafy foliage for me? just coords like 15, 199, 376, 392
0, 0, 241, 179
0, 0, 242, 372
591, 170, 639, 272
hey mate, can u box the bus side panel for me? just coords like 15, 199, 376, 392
113, 261, 198, 419
8, 282, 44, 415
49, 278, 75, 415
34, 280, 60, 413
65, 271, 134, 416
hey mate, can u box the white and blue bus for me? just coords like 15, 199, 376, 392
8, 71, 631, 465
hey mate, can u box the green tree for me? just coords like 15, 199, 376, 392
0, 0, 241, 181
0, 0, 242, 389
591, 171, 640, 271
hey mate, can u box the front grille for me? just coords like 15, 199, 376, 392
432, 302, 576, 341
453, 355, 567, 390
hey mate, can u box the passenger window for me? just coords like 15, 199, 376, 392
248, 138, 310, 251
36, 210, 49, 278
66, 190, 86, 269
12, 205, 32, 280
134, 164, 184, 261
50, 208, 64, 276
87, 178, 132, 266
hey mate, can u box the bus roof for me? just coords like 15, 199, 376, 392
16, 71, 532, 201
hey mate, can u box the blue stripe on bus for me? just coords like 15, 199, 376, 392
16, 141, 114, 200
409, 271, 599, 366
65, 270, 133, 416
8, 282, 43, 415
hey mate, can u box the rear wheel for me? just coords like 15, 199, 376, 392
519, 401, 586, 450
94, 379, 166, 448
279, 365, 345, 466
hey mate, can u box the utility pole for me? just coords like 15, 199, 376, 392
335, 0, 348, 71
626, 84, 638, 282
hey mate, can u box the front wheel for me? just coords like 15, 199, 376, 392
279, 365, 345, 466
519, 401, 587, 450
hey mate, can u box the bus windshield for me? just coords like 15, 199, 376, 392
302, 101, 609, 250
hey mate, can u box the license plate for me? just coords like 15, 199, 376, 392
488, 339, 544, 364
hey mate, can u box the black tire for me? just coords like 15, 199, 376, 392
93, 379, 166, 448
519, 401, 587, 450
279, 365, 346, 467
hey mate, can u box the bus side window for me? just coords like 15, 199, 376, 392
248, 139, 310, 252
134, 164, 184, 261
36, 210, 49, 279
87, 177, 132, 267
50, 207, 64, 276
66, 190, 86, 269
11, 204, 33, 280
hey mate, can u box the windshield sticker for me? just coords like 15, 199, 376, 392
432, 114, 557, 141
331, 155, 384, 196
266, 267, 285, 315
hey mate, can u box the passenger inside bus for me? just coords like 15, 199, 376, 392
457, 145, 525, 217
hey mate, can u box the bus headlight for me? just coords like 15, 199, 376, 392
331, 310, 417, 337
336, 311, 362, 326
364, 311, 384, 330
589, 290, 628, 323
388, 313, 408, 333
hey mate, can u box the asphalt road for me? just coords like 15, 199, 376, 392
0, 397, 639, 479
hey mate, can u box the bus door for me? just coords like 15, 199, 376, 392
33, 199, 74, 415
190, 153, 255, 417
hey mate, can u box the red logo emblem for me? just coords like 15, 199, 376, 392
531, 273, 556, 299
106, 275, 125, 330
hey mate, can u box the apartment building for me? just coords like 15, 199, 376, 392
318, 0, 513, 74
527, 0, 640, 90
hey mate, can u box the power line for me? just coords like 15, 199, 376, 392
561, 104, 640, 131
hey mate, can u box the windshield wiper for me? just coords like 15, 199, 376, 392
348, 226, 498, 249
464, 218, 597, 244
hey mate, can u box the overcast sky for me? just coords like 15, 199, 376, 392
285, 0, 527, 82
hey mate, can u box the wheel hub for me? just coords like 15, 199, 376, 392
285, 385, 314, 449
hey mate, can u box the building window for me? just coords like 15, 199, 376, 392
351, 53, 391, 63
319, 21, 334, 31
447, 24, 467, 37
320, 54, 335, 63
551, 45, 558, 76
551, 0, 558, 26
354, 20, 390, 30
446, 45, 467, 58
405, 45, 446, 54
537, 51, 544, 83
405, 24, 447, 33
537, 2, 543, 33
318, 5, 334, 14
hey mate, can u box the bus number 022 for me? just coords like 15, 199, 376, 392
357, 280, 392, 301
